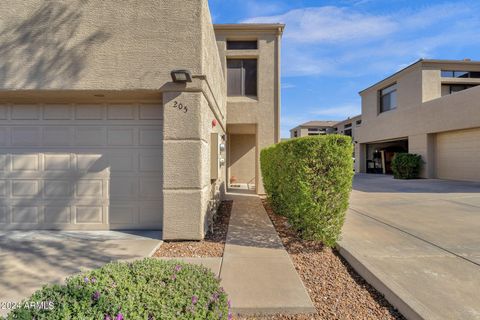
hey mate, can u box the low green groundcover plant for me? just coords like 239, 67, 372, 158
261, 135, 354, 247
3, 259, 231, 320
391, 153, 423, 179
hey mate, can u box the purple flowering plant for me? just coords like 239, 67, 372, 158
4, 259, 230, 319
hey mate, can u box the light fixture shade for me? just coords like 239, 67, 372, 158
170, 69, 192, 83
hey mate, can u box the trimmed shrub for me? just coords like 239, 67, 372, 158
261, 135, 354, 247
391, 153, 423, 179
3, 259, 230, 320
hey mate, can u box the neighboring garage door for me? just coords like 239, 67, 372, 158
0, 104, 163, 230
436, 127, 480, 181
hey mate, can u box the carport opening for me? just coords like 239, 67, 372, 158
366, 139, 408, 175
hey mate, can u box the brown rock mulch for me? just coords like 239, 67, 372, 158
238, 200, 405, 320
153, 200, 233, 258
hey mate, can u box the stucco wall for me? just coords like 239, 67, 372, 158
358, 85, 480, 144
229, 134, 256, 184
0, 0, 204, 90
215, 25, 282, 194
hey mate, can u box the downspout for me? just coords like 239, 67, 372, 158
275, 27, 282, 143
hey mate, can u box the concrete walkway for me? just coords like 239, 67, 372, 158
158, 192, 315, 315
339, 174, 480, 320
220, 192, 315, 315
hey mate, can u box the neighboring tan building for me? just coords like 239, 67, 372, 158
0, 0, 283, 240
290, 121, 339, 138
289, 116, 361, 141
356, 59, 480, 180
333, 115, 362, 140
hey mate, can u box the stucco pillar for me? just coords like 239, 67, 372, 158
408, 133, 435, 178
161, 91, 205, 240
357, 143, 367, 173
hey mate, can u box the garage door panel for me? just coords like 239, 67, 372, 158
110, 177, 138, 199
107, 128, 136, 146
76, 206, 104, 224
108, 105, 136, 120
0, 207, 8, 223
12, 207, 38, 223
44, 206, 71, 224
12, 127, 41, 146
43, 127, 73, 146
74, 127, 106, 146
436, 128, 480, 181
44, 180, 73, 198
43, 105, 72, 120
12, 105, 40, 120
0, 103, 163, 230
0, 128, 8, 145
44, 154, 72, 171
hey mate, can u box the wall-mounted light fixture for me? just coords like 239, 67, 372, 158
170, 69, 192, 83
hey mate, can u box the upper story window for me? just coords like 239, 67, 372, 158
344, 123, 352, 129
308, 128, 320, 132
227, 40, 258, 50
356, 120, 362, 126
441, 70, 480, 78
442, 84, 478, 95
379, 83, 397, 113
227, 59, 258, 97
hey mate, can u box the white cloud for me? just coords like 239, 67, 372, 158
242, 2, 480, 77
309, 104, 361, 118
244, 6, 397, 43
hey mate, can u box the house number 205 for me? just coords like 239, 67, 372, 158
172, 101, 188, 113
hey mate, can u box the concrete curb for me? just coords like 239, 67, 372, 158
337, 243, 430, 320
147, 240, 163, 257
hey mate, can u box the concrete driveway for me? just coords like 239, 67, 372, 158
0, 231, 161, 316
339, 174, 480, 320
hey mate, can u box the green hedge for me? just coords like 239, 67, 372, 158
391, 153, 423, 179
261, 135, 354, 247
3, 259, 230, 320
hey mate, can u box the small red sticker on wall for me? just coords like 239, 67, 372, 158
212, 119, 217, 127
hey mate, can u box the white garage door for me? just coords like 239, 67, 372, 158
0, 104, 163, 230
436, 128, 480, 181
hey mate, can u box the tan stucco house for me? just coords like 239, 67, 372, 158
356, 59, 480, 180
290, 121, 339, 138
290, 116, 361, 144
0, 0, 283, 240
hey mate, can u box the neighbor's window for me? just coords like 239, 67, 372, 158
227, 59, 258, 96
356, 120, 362, 126
308, 128, 320, 132
227, 40, 258, 50
441, 70, 480, 78
379, 83, 397, 113
344, 123, 352, 129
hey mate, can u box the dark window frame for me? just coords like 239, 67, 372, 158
227, 59, 258, 97
379, 83, 397, 114
441, 70, 480, 78
227, 40, 258, 50
448, 84, 478, 94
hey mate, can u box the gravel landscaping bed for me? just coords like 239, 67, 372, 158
238, 200, 405, 320
154, 200, 233, 258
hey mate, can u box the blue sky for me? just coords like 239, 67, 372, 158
208, 0, 480, 137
